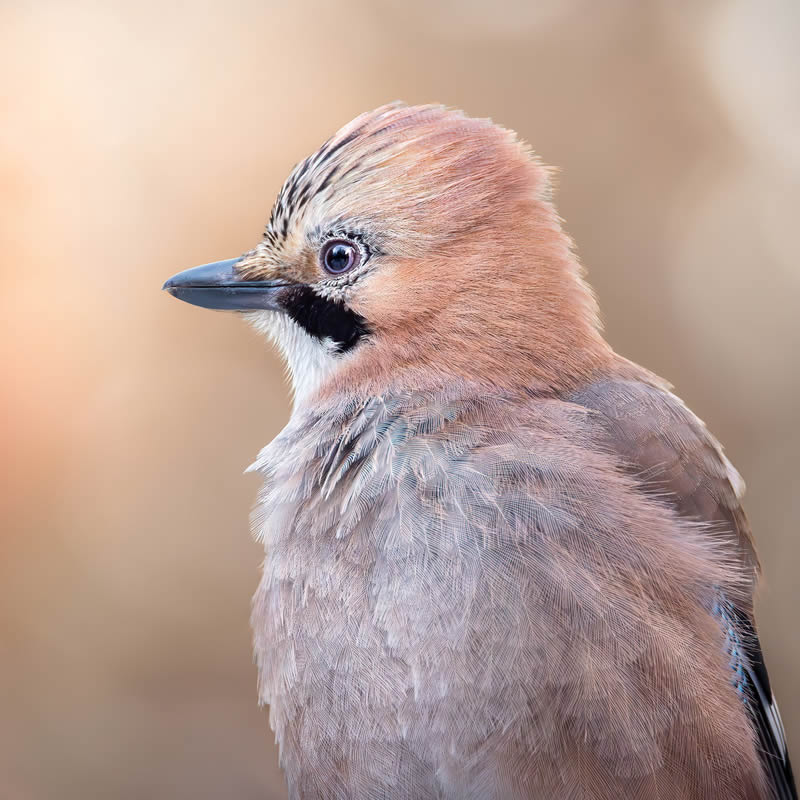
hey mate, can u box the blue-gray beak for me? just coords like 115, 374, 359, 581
162, 258, 294, 311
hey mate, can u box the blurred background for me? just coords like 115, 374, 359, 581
2, 0, 798, 797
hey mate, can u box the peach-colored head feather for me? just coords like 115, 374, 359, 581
239, 103, 616, 401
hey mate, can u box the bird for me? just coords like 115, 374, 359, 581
163, 103, 795, 799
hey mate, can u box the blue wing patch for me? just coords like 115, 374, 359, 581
714, 596, 796, 800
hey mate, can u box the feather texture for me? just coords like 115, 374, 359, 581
251, 381, 772, 798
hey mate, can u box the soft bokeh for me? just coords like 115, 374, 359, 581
2, 1, 798, 797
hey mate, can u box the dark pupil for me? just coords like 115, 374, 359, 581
326, 244, 352, 272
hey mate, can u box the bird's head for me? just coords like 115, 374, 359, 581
164, 103, 612, 406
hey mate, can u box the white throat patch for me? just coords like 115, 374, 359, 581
247, 311, 340, 409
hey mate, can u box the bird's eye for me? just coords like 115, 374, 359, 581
320, 239, 360, 275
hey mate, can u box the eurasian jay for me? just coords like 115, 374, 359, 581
164, 103, 795, 799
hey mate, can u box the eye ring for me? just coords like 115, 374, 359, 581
320, 238, 361, 275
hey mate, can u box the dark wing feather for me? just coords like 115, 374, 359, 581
719, 601, 797, 800
569, 377, 796, 799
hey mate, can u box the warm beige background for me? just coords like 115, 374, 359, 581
2, 0, 798, 797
